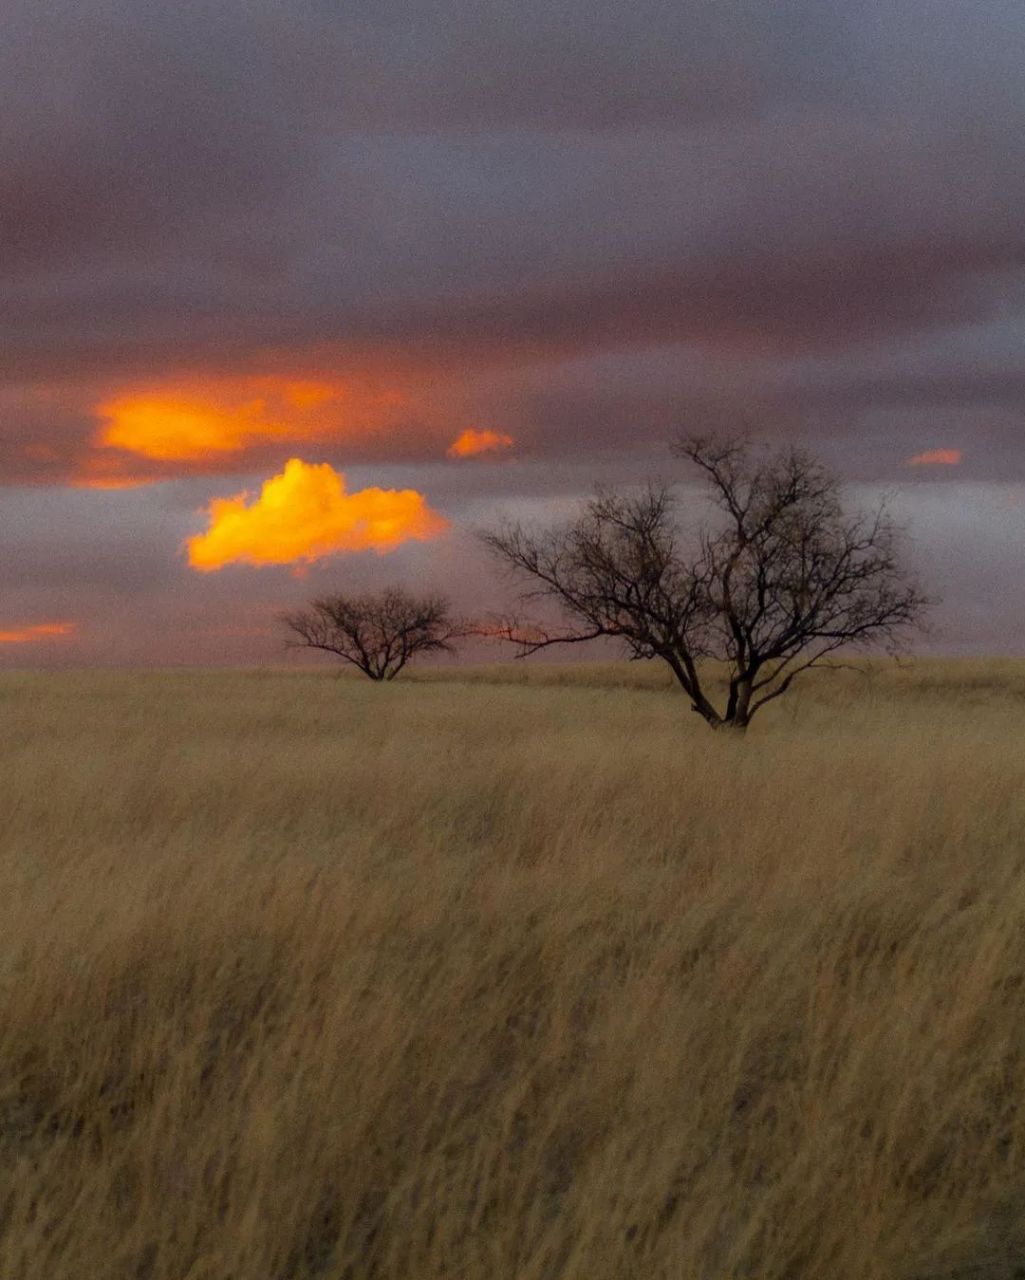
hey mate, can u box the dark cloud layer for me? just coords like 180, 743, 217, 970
1, 0, 1023, 653
5, 1, 1025, 386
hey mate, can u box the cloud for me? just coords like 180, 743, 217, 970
92, 376, 408, 469
100, 393, 277, 462
186, 458, 449, 571
908, 449, 963, 467
68, 456, 158, 491
0, 621, 76, 644
5, 0, 1025, 394
447, 428, 514, 458
3, 0, 1025, 498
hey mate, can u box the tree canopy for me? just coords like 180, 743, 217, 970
480, 434, 931, 729
282, 587, 469, 681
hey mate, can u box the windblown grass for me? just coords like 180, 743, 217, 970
1, 660, 1024, 1278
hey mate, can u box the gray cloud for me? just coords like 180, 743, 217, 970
4, 0, 1025, 376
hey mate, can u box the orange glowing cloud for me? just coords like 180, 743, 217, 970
99, 394, 273, 460
907, 448, 963, 467
186, 458, 449, 571
95, 377, 407, 465
447, 428, 514, 459
0, 622, 77, 645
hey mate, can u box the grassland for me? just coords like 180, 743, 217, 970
1, 659, 1024, 1279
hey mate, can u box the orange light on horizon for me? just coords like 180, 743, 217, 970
0, 621, 77, 645
447, 427, 514, 459
907, 448, 963, 467
186, 458, 449, 571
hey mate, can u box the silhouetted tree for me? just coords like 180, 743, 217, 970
480, 434, 932, 731
282, 587, 468, 681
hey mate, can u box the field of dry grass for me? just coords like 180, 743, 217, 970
2, 659, 1025, 1279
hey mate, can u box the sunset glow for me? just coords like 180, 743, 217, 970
186, 458, 449, 571
0, 622, 77, 645
100, 395, 277, 460
95, 377, 406, 465
908, 448, 963, 467
447, 428, 515, 458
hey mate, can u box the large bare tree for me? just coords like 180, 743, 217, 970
282, 587, 469, 681
480, 435, 932, 730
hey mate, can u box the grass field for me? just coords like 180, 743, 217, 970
2, 659, 1025, 1279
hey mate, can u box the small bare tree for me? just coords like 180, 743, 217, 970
480, 434, 932, 731
282, 587, 468, 681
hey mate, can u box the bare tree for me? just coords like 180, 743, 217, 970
479, 434, 932, 731
282, 587, 469, 681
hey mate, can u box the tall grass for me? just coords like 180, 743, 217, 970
1, 661, 1024, 1278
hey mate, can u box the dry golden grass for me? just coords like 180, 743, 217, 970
2, 659, 1025, 1278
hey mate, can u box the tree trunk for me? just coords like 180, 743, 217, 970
690, 700, 723, 729
734, 678, 753, 725
706, 713, 748, 734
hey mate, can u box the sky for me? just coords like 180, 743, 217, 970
1, 0, 1023, 665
